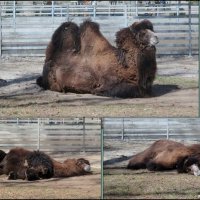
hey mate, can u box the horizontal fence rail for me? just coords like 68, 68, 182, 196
103, 118, 200, 142
0, 2, 198, 56
0, 117, 101, 153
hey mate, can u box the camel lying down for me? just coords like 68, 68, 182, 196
127, 140, 200, 176
0, 148, 91, 181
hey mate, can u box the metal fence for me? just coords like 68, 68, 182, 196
103, 118, 200, 142
1, 1, 198, 18
0, 117, 101, 153
1, 117, 200, 153
0, 2, 198, 56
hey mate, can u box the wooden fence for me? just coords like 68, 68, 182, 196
0, 2, 198, 56
103, 118, 200, 141
0, 117, 101, 153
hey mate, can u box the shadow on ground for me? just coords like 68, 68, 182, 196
0, 73, 180, 102
152, 84, 179, 97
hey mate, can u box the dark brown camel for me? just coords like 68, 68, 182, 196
37, 19, 158, 98
0, 147, 91, 181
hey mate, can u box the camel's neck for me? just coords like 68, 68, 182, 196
116, 46, 138, 69
117, 44, 156, 69
53, 160, 82, 178
119, 38, 153, 54
188, 144, 200, 154
53, 160, 67, 177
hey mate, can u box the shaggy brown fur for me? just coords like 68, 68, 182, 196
37, 19, 158, 98
127, 140, 200, 173
0, 148, 31, 177
0, 148, 91, 181
0, 148, 54, 180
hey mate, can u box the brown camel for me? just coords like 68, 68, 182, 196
127, 140, 200, 175
37, 19, 158, 98
0, 147, 91, 181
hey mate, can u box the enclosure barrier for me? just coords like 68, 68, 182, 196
0, 2, 198, 56
1, 118, 200, 153
103, 118, 200, 141
0, 117, 101, 153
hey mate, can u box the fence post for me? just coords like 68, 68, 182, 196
121, 118, 124, 140
83, 117, 86, 153
37, 118, 40, 150
93, 4, 96, 18
176, 1, 179, 16
199, 1, 200, 78
156, 5, 159, 16
188, 1, 192, 57
166, 119, 169, 139
0, 5, 2, 57
135, 1, 138, 17
13, 1, 16, 29
52, 1, 54, 24
100, 117, 104, 199
67, 4, 69, 21
124, 5, 128, 27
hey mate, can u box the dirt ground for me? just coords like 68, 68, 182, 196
103, 140, 200, 199
0, 55, 198, 118
0, 153, 101, 199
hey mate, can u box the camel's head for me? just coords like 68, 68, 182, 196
130, 19, 159, 47
76, 158, 91, 173
51, 21, 80, 52
182, 155, 200, 176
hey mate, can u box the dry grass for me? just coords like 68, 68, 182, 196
155, 76, 198, 89
0, 56, 198, 117
104, 169, 200, 199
